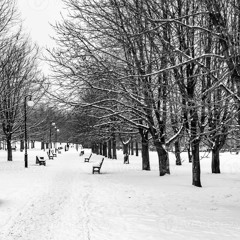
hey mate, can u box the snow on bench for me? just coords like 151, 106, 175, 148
92, 158, 104, 174
36, 155, 46, 166
84, 153, 92, 162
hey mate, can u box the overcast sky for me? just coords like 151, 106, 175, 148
17, 0, 64, 48
16, 0, 65, 75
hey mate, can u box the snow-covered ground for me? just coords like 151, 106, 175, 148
0, 143, 240, 240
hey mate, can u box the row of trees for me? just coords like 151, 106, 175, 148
48, 0, 240, 187
0, 0, 48, 160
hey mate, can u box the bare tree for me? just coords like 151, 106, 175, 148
0, 30, 40, 161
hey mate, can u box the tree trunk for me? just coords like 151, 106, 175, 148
103, 142, 107, 157
212, 147, 221, 173
96, 144, 100, 155
130, 140, 134, 155
122, 141, 130, 163
192, 139, 202, 187
100, 143, 103, 155
112, 135, 117, 159
20, 139, 24, 152
41, 142, 45, 150
187, 143, 192, 163
154, 140, 169, 176
7, 138, 12, 161
135, 141, 139, 156
139, 130, 150, 170
108, 139, 112, 159
175, 140, 182, 165
142, 140, 150, 170
123, 142, 128, 155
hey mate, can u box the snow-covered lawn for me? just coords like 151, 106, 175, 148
0, 144, 240, 240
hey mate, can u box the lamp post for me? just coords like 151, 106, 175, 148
55, 128, 59, 152
49, 122, 55, 150
24, 95, 34, 168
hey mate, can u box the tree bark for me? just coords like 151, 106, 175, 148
154, 140, 169, 176
135, 141, 139, 156
112, 133, 117, 159
130, 139, 134, 155
192, 139, 202, 187
20, 139, 24, 152
187, 143, 192, 163
212, 145, 221, 173
7, 138, 12, 161
41, 142, 45, 150
100, 143, 103, 155
122, 142, 128, 155
103, 142, 107, 157
139, 129, 150, 170
142, 137, 150, 171
96, 144, 100, 155
108, 139, 112, 159
122, 141, 129, 164
175, 140, 182, 165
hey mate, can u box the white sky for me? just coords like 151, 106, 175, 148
17, 0, 64, 48
17, 0, 66, 75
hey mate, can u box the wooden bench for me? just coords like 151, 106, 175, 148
92, 158, 104, 174
84, 153, 92, 162
11, 146, 17, 151
47, 150, 54, 160
36, 156, 46, 166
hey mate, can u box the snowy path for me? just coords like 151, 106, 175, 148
0, 150, 168, 240
1, 148, 240, 240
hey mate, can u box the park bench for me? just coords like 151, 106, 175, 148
92, 158, 104, 174
47, 150, 54, 160
11, 146, 17, 151
84, 153, 92, 162
36, 155, 46, 166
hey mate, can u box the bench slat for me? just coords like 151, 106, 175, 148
36, 156, 46, 166
84, 153, 92, 162
92, 158, 104, 174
